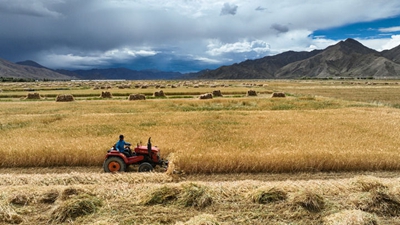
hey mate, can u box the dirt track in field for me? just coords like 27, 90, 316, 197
2, 167, 400, 182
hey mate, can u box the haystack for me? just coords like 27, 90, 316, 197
50, 194, 102, 223
118, 84, 131, 89
324, 210, 378, 225
271, 92, 286, 98
142, 185, 180, 205
293, 191, 325, 213
178, 183, 213, 209
154, 90, 166, 97
26, 92, 41, 99
251, 187, 287, 204
40, 189, 59, 204
247, 90, 257, 96
212, 90, 223, 97
100, 91, 112, 98
199, 93, 213, 99
56, 94, 74, 102
129, 94, 146, 100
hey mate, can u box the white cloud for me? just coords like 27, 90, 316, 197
104, 48, 158, 59
193, 56, 222, 64
40, 47, 158, 69
207, 39, 270, 56
360, 35, 400, 51
379, 26, 400, 33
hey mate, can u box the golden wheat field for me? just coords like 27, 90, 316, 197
1, 79, 400, 224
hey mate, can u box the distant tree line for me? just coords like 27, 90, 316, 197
0, 77, 36, 82
300, 76, 375, 80
0, 77, 63, 82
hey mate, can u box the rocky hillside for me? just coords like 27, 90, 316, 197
198, 38, 400, 79
0, 58, 73, 80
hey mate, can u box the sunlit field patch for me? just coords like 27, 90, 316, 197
1, 80, 400, 173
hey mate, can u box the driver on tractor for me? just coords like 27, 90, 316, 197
115, 134, 133, 157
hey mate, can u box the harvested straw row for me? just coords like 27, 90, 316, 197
129, 94, 146, 100
25, 92, 41, 99
56, 94, 74, 102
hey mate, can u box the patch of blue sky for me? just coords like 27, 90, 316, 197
311, 15, 400, 40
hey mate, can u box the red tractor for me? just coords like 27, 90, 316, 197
103, 137, 168, 172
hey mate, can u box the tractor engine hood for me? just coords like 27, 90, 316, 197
134, 145, 160, 154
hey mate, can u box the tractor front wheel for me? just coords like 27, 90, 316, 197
104, 157, 126, 172
138, 162, 153, 172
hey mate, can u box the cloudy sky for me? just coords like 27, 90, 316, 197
1, 0, 400, 72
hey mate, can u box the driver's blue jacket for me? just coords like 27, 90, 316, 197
115, 140, 131, 152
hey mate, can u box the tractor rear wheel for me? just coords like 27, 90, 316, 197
104, 157, 126, 172
138, 162, 153, 172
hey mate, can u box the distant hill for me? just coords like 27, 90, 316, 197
14, 60, 183, 80
197, 50, 322, 79
196, 38, 400, 79
1, 58, 74, 80
382, 45, 400, 63
16, 60, 48, 69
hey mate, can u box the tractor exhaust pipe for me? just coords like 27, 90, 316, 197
147, 137, 152, 159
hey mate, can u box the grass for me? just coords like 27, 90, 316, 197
3, 79, 400, 223
0, 172, 399, 224
1, 80, 400, 173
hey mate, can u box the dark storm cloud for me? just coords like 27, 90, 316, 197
0, 0, 400, 72
0, 0, 61, 17
271, 23, 289, 33
255, 6, 267, 11
220, 3, 238, 16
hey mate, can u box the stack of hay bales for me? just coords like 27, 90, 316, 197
212, 90, 223, 97
56, 94, 74, 102
129, 94, 146, 100
100, 91, 112, 98
247, 90, 257, 96
26, 92, 41, 100
199, 93, 213, 99
271, 92, 286, 98
154, 90, 166, 97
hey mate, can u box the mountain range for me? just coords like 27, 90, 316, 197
195, 38, 400, 79
1, 38, 400, 80
12, 60, 182, 80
